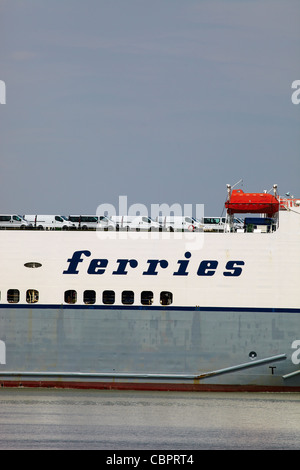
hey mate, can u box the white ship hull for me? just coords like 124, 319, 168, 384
0, 199, 299, 391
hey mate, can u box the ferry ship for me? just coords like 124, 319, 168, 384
0, 184, 299, 392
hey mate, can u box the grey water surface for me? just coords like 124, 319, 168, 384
0, 388, 299, 450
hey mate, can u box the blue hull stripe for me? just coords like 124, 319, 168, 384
0, 304, 299, 313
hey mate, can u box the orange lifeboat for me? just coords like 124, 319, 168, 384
225, 189, 279, 217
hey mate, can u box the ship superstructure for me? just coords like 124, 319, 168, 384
0, 185, 299, 391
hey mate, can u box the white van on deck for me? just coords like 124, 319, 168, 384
68, 215, 116, 230
157, 216, 203, 232
24, 215, 75, 230
202, 217, 226, 232
111, 216, 161, 231
202, 217, 244, 232
0, 214, 31, 229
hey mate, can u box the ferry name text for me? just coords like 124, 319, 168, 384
63, 250, 245, 276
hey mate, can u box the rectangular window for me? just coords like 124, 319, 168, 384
103, 290, 115, 304
26, 289, 39, 303
84, 290, 96, 304
64, 290, 77, 304
82, 216, 97, 223
141, 291, 153, 305
7, 289, 20, 303
122, 290, 134, 305
160, 291, 173, 306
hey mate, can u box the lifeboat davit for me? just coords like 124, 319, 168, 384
225, 189, 279, 217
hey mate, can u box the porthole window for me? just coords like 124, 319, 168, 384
103, 290, 115, 305
26, 289, 39, 303
141, 291, 153, 305
160, 291, 173, 306
7, 289, 20, 303
122, 290, 134, 305
24, 262, 42, 268
65, 290, 77, 304
84, 290, 96, 304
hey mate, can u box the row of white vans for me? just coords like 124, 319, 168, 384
0, 214, 244, 231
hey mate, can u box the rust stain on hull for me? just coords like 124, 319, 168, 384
1, 380, 300, 393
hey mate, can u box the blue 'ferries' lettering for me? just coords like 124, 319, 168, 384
143, 259, 168, 275
223, 260, 245, 276
88, 259, 108, 274
113, 259, 138, 275
197, 260, 218, 276
62, 251, 245, 277
173, 251, 191, 276
63, 250, 91, 274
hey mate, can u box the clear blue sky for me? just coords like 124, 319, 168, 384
1, 0, 299, 216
